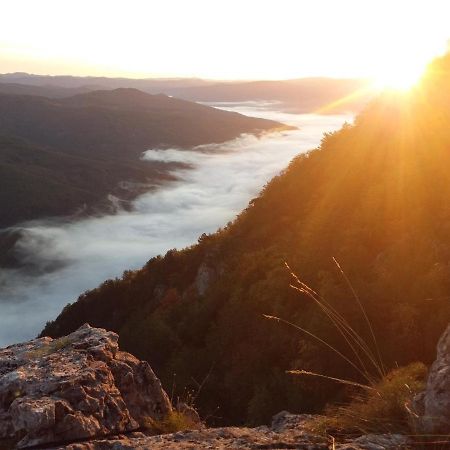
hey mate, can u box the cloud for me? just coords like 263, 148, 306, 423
0, 105, 351, 346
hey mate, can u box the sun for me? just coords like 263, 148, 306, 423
372, 62, 426, 92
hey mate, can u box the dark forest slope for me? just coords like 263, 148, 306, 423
0, 135, 179, 229
0, 89, 281, 227
42, 55, 450, 425
0, 89, 281, 158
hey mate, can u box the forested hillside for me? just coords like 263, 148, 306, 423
0, 135, 179, 230
42, 54, 450, 425
0, 89, 281, 159
0, 89, 281, 227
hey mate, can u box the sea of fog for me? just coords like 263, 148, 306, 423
0, 104, 351, 346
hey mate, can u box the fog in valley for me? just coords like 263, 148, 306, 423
0, 104, 351, 346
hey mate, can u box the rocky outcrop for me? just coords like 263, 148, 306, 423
412, 323, 450, 434
0, 324, 172, 449
49, 412, 410, 449
194, 262, 216, 296
2, 323, 449, 449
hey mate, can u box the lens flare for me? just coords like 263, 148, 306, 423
372, 61, 427, 91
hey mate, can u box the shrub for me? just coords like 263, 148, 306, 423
142, 411, 201, 434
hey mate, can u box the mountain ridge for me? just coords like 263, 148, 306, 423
0, 73, 373, 113
0, 88, 282, 230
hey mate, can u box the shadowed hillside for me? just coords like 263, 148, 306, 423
42, 54, 450, 426
0, 88, 282, 158
0, 89, 282, 228
0, 135, 180, 231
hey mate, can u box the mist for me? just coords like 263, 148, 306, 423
0, 105, 351, 346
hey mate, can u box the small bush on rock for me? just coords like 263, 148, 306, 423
143, 411, 201, 434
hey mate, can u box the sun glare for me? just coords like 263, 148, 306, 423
0, 0, 448, 80
372, 63, 426, 92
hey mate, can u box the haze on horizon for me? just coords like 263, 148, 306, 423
1, 0, 449, 84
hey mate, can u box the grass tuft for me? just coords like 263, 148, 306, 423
305, 362, 427, 435
265, 261, 434, 441
25, 336, 73, 359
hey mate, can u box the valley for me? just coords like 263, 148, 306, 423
0, 104, 349, 347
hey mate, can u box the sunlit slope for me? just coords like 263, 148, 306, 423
43, 54, 450, 425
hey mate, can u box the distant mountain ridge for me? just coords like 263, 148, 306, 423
0, 73, 374, 113
0, 88, 282, 159
0, 72, 216, 93
170, 77, 374, 113
0, 82, 94, 98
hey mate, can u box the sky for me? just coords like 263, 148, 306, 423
0, 0, 449, 81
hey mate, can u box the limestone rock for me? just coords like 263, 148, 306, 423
48, 414, 412, 450
0, 324, 172, 448
271, 410, 317, 432
338, 433, 411, 449
50, 424, 329, 449
413, 323, 450, 434
194, 263, 216, 296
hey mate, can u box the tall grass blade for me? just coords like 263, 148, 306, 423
332, 257, 386, 376
263, 314, 372, 382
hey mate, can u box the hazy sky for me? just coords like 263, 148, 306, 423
0, 0, 449, 80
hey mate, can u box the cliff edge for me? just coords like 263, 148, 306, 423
0, 323, 448, 449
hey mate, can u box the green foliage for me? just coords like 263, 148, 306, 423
42, 54, 450, 425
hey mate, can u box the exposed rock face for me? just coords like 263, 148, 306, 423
0, 324, 172, 448
413, 323, 450, 434
194, 262, 216, 296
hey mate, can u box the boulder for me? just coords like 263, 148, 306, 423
412, 323, 450, 434
0, 324, 172, 448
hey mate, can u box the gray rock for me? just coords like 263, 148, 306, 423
271, 410, 317, 432
194, 263, 216, 296
0, 324, 172, 448
46, 411, 418, 450
49, 424, 329, 449
412, 323, 450, 434
337, 433, 411, 449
